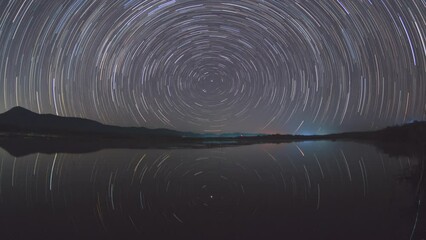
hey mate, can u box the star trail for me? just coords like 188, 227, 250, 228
0, 0, 425, 134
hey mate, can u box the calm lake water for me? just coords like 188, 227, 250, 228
0, 141, 424, 240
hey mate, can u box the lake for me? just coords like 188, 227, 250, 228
0, 141, 424, 239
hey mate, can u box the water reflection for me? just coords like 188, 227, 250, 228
0, 141, 422, 239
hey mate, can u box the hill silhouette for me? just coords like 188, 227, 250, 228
0, 106, 425, 156
0, 106, 187, 138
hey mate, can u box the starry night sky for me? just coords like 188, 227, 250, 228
0, 0, 425, 134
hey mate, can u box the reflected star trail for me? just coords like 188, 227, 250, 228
0, 0, 425, 133
0, 142, 421, 239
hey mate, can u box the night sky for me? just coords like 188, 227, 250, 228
0, 1, 425, 134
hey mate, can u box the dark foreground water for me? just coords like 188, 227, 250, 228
0, 141, 424, 240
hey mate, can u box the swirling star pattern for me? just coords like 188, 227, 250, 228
0, 0, 425, 134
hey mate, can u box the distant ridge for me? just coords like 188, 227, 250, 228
0, 107, 425, 157
0, 107, 265, 139
0, 106, 186, 138
0, 106, 425, 142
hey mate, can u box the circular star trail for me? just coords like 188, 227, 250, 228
0, 0, 425, 133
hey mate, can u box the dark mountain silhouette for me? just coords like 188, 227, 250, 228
0, 106, 425, 156
0, 106, 188, 138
